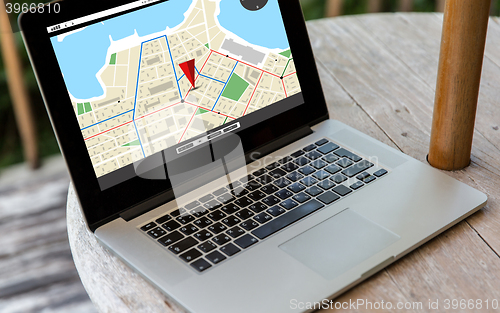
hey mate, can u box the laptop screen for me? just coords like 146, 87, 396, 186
48, 0, 303, 190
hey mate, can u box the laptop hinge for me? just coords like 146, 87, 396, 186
119, 125, 313, 222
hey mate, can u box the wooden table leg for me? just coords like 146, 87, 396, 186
428, 0, 491, 171
0, 3, 39, 169
326, 0, 343, 17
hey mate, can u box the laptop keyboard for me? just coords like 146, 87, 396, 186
139, 138, 388, 273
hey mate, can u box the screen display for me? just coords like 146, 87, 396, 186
49, 0, 302, 188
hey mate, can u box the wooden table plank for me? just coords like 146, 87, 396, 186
307, 15, 500, 310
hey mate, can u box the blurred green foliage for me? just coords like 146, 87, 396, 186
1, 0, 499, 168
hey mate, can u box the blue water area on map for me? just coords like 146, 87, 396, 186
218, 0, 289, 50
50, 0, 191, 100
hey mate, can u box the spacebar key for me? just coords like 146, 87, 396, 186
251, 199, 324, 239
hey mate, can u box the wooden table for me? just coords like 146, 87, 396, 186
67, 13, 500, 312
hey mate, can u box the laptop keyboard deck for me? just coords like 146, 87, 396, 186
139, 138, 388, 273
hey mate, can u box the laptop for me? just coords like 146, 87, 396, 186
20, 0, 487, 312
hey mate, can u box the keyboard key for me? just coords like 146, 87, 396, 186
311, 159, 327, 169
313, 170, 330, 180
330, 174, 348, 184
280, 199, 298, 210
254, 212, 273, 224
141, 222, 157, 232
317, 142, 339, 154
194, 230, 213, 241
267, 206, 286, 217
293, 192, 311, 203
265, 162, 280, 171
213, 187, 227, 197
317, 191, 341, 204
363, 176, 376, 184
286, 171, 304, 182
155, 214, 171, 224
233, 187, 249, 198
252, 168, 267, 177
191, 207, 209, 218
197, 241, 216, 253
273, 178, 292, 188
269, 168, 287, 179
300, 176, 318, 187
245, 180, 262, 191
168, 237, 198, 254
299, 166, 315, 176
217, 193, 235, 204
170, 209, 181, 217
350, 181, 364, 190
317, 179, 335, 190
303, 144, 316, 152
246, 191, 265, 203
373, 169, 388, 177
208, 210, 226, 221
333, 148, 363, 162
220, 243, 241, 256
261, 184, 279, 195
158, 231, 184, 246
180, 224, 198, 236
291, 150, 305, 158
185, 201, 200, 210
288, 182, 306, 193
179, 248, 202, 262
337, 158, 354, 168
325, 164, 342, 174
193, 216, 212, 228
234, 197, 253, 208
332, 185, 352, 196
248, 202, 267, 213
256, 174, 274, 185
252, 200, 324, 239
204, 199, 222, 210
162, 220, 181, 231
191, 258, 212, 272
221, 203, 240, 215
234, 234, 259, 249
356, 172, 371, 180
323, 154, 339, 163
294, 157, 309, 166
227, 181, 242, 189
206, 251, 226, 264
279, 156, 293, 164
236, 208, 254, 220
227, 226, 245, 238
282, 162, 299, 172
212, 234, 231, 245
199, 194, 215, 203
314, 138, 329, 146
305, 151, 322, 160
275, 189, 293, 200
240, 220, 259, 231
306, 186, 324, 197
176, 214, 195, 225
341, 160, 374, 178
263, 195, 280, 206
222, 216, 241, 227
208, 222, 227, 234
239, 174, 254, 183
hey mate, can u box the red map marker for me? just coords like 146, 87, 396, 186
179, 59, 196, 89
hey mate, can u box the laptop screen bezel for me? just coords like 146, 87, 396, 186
20, 0, 329, 231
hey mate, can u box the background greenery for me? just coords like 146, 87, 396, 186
1, 0, 499, 169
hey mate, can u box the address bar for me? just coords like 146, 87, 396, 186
46, 0, 162, 33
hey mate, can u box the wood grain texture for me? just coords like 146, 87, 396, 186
0, 156, 96, 312
429, 0, 491, 170
65, 14, 500, 312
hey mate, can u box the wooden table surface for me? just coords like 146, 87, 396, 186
67, 13, 500, 312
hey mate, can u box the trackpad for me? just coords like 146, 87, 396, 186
279, 209, 400, 280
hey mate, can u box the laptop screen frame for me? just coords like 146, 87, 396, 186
20, 0, 329, 231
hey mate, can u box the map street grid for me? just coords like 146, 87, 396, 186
58, 0, 301, 178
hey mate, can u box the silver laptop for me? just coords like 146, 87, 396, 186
20, 0, 487, 312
